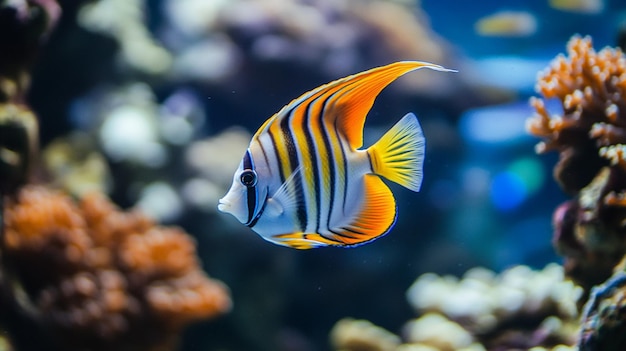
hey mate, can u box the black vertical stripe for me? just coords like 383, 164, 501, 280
302, 100, 322, 234
257, 140, 273, 177
280, 111, 307, 231
322, 81, 363, 223
333, 123, 350, 214
245, 190, 257, 225
247, 189, 269, 228
267, 128, 286, 183
243, 151, 257, 226
317, 100, 337, 233
243, 149, 253, 169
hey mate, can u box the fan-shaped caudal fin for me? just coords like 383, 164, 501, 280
368, 113, 425, 192
329, 61, 455, 149
331, 174, 397, 246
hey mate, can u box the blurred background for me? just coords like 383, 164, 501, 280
15, 0, 626, 350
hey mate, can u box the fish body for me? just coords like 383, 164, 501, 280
218, 61, 455, 249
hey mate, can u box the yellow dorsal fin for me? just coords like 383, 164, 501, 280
254, 61, 455, 148
333, 174, 397, 246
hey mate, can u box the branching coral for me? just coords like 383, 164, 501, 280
527, 35, 626, 350
3, 185, 231, 351
527, 35, 626, 193
0, 0, 56, 194
527, 35, 626, 289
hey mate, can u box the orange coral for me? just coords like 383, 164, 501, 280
2, 185, 231, 351
119, 227, 198, 282
146, 271, 232, 329
527, 35, 626, 193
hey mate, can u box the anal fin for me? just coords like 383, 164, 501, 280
271, 176, 397, 248
332, 175, 397, 246
272, 232, 341, 250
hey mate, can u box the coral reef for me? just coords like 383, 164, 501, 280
0, 103, 38, 195
76, 0, 470, 108
78, 0, 172, 75
0, 2, 232, 350
0, 0, 60, 101
56, 82, 250, 221
527, 35, 626, 193
0, 0, 58, 194
161, 0, 455, 90
330, 264, 580, 351
3, 185, 231, 351
527, 35, 626, 292
578, 271, 626, 351
527, 35, 626, 350
42, 132, 110, 197
331, 318, 401, 351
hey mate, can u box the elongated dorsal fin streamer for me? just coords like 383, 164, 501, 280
257, 61, 455, 148
328, 61, 452, 149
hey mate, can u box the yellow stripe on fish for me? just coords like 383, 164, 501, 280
217, 61, 456, 249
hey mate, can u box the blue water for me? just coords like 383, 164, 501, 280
20, 0, 626, 350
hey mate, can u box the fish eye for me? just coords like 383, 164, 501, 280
240, 169, 257, 187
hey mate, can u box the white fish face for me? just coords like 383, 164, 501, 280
218, 165, 249, 224
218, 148, 269, 227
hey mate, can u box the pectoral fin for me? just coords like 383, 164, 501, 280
268, 166, 303, 218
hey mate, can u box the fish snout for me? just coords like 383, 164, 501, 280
217, 198, 230, 213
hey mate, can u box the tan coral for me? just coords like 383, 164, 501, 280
405, 265, 580, 349
403, 313, 478, 351
330, 318, 401, 351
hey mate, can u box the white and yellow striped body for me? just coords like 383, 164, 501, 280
218, 61, 456, 249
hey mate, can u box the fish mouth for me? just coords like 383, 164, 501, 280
217, 198, 230, 213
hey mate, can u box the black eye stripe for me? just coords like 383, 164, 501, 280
242, 149, 258, 226
243, 149, 253, 170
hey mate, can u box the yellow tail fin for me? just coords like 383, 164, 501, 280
367, 113, 425, 192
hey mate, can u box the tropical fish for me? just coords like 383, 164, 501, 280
218, 61, 455, 249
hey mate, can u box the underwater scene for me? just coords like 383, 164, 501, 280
1, 0, 626, 350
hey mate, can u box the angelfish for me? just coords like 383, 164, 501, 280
218, 61, 455, 249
